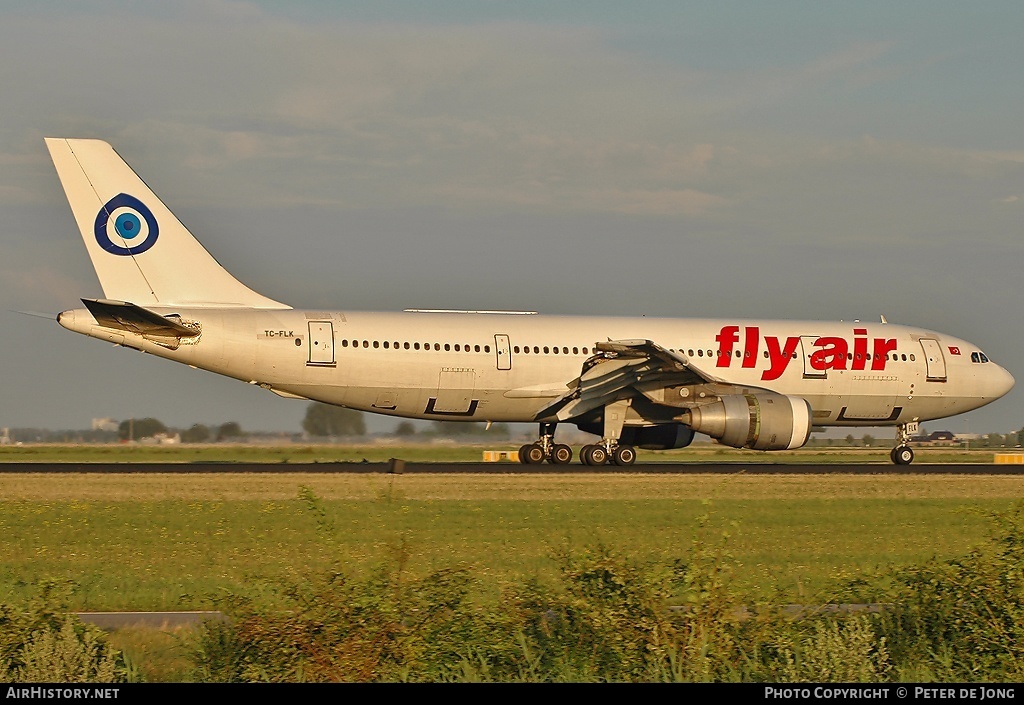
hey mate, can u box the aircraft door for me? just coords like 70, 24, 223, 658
800, 335, 826, 379
494, 334, 512, 370
920, 338, 947, 381
307, 321, 335, 366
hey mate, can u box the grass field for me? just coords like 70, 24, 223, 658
2, 470, 1023, 613
3, 447, 1023, 682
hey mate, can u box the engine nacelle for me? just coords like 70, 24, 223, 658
685, 393, 812, 451
620, 424, 696, 451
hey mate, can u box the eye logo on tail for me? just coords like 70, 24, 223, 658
94, 193, 159, 256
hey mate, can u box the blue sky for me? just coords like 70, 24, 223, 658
1, 1, 1021, 436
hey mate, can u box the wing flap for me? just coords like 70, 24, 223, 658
538, 338, 722, 421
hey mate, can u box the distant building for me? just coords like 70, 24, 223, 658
911, 430, 958, 446
91, 417, 119, 432
0, 428, 10, 446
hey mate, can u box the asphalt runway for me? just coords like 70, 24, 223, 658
1, 461, 1021, 474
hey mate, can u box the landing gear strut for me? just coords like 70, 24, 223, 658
890, 422, 917, 465
519, 423, 573, 465
579, 399, 637, 466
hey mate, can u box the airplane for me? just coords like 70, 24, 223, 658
44, 138, 1015, 466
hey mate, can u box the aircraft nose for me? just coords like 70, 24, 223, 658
988, 364, 1015, 399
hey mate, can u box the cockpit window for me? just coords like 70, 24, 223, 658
981, 353, 990, 363
971, 351, 990, 363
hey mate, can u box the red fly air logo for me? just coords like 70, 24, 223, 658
94, 193, 160, 256
714, 325, 898, 381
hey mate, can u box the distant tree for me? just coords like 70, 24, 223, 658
394, 421, 416, 437
118, 418, 166, 441
987, 433, 1006, 448
181, 424, 211, 443
1017, 427, 1024, 447
845, 434, 856, 447
216, 422, 243, 441
302, 403, 366, 437
862, 434, 874, 448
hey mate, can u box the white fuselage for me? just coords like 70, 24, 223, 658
57, 307, 1014, 429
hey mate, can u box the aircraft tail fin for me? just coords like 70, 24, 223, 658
45, 138, 290, 309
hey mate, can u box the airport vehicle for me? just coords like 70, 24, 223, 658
45, 138, 1014, 465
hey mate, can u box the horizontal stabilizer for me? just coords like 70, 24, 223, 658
82, 298, 199, 341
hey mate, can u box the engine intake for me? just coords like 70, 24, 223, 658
685, 393, 812, 450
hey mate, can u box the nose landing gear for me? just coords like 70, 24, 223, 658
890, 422, 918, 465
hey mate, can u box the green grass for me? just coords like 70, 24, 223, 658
1, 472, 1021, 611
3, 468, 1022, 682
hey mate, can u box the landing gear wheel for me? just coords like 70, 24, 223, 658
580, 444, 595, 465
550, 444, 573, 465
522, 443, 547, 465
892, 445, 914, 465
518, 444, 531, 464
583, 445, 608, 466
612, 445, 637, 466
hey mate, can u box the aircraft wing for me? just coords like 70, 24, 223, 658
537, 339, 724, 421
82, 298, 200, 345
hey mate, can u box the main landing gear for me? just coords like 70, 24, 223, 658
890, 423, 916, 465
519, 400, 638, 466
580, 442, 636, 466
519, 423, 574, 465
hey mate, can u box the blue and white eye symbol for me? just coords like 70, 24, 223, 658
94, 193, 159, 256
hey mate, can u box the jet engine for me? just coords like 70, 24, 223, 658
684, 393, 812, 450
